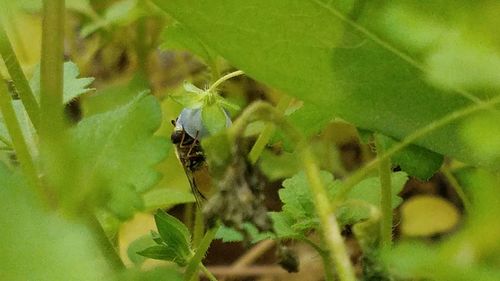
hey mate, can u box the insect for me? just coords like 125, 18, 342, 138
170, 108, 212, 205
171, 107, 232, 205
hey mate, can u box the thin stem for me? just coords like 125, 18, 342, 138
375, 134, 392, 248
337, 94, 500, 201
0, 22, 40, 128
441, 165, 472, 213
301, 146, 356, 281
0, 75, 39, 192
248, 95, 292, 164
200, 264, 219, 281
193, 205, 205, 247
185, 226, 220, 281
84, 215, 126, 271
184, 203, 194, 232
207, 70, 244, 93
312, 0, 484, 105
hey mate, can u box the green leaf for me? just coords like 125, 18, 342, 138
30, 61, 95, 104
127, 235, 157, 266
342, 171, 408, 209
201, 102, 227, 135
215, 225, 244, 242
151, 0, 500, 168
377, 134, 443, 180
0, 163, 114, 280
271, 170, 408, 238
153, 210, 192, 262
160, 22, 216, 63
169, 93, 204, 109
71, 93, 169, 219
137, 246, 183, 264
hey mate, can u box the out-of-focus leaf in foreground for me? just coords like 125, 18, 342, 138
71, 93, 169, 219
151, 0, 500, 168
0, 164, 113, 281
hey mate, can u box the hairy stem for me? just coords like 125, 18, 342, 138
0, 22, 40, 128
185, 226, 220, 281
301, 146, 356, 281
375, 134, 393, 248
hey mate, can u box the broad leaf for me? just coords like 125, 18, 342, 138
151, 0, 500, 168
0, 164, 114, 280
151, 210, 192, 265
71, 93, 169, 219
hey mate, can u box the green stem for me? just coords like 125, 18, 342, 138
185, 226, 220, 281
192, 206, 205, 247
248, 95, 292, 164
375, 134, 392, 248
84, 215, 126, 271
40, 0, 65, 131
200, 264, 218, 281
337, 94, 500, 202
301, 146, 356, 281
0, 75, 39, 191
207, 70, 244, 93
441, 166, 472, 213
0, 22, 40, 129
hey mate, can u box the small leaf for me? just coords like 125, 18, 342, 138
137, 246, 183, 264
154, 210, 191, 260
201, 102, 227, 135
215, 225, 244, 242
127, 235, 157, 266
30, 61, 95, 104
183, 81, 204, 94
169, 92, 204, 109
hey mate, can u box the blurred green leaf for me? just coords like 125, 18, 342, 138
151, 0, 500, 168
201, 102, 226, 135
143, 188, 195, 211
71, 93, 169, 219
127, 235, 157, 266
377, 134, 443, 180
81, 73, 149, 117
160, 22, 216, 63
258, 150, 301, 181
118, 267, 182, 281
30, 61, 95, 104
0, 164, 114, 281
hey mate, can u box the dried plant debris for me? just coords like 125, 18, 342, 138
203, 141, 272, 240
